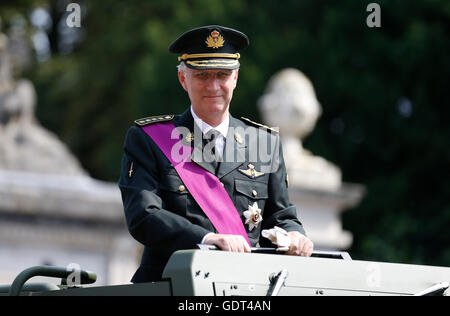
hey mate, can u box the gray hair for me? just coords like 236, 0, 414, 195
177, 62, 188, 74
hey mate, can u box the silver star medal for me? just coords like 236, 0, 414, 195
243, 202, 263, 231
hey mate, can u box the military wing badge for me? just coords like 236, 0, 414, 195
238, 163, 265, 179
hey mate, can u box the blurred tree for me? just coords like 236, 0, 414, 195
1, 0, 449, 267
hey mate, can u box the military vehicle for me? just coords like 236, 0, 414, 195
1, 247, 449, 296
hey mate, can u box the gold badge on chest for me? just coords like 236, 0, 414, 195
238, 163, 265, 179
243, 201, 263, 231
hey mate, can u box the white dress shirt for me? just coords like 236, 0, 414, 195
190, 106, 229, 159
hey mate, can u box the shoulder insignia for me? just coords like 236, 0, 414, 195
240, 117, 279, 134
134, 115, 174, 127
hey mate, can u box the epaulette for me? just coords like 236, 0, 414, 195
134, 115, 174, 127
240, 117, 279, 134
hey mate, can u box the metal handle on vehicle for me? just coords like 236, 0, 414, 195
413, 281, 449, 296
267, 269, 289, 296
8, 266, 97, 296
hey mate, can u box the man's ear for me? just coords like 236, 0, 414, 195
232, 69, 239, 89
178, 70, 188, 92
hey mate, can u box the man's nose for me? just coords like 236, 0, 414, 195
206, 77, 220, 91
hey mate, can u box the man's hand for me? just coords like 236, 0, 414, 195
203, 233, 251, 253
286, 231, 314, 256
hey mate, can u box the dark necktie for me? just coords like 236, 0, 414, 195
204, 129, 220, 174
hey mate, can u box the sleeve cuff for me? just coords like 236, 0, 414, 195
200, 232, 215, 244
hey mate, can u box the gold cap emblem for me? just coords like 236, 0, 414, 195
205, 30, 225, 49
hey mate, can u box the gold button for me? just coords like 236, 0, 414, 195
252, 190, 258, 197
178, 185, 185, 192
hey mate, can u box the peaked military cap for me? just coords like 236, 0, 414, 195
169, 25, 249, 70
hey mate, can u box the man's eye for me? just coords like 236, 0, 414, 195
217, 72, 232, 79
195, 73, 208, 79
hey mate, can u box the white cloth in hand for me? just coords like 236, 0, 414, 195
261, 226, 291, 251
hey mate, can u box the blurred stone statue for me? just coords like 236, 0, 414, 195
258, 68, 341, 191
0, 21, 86, 176
0, 18, 12, 95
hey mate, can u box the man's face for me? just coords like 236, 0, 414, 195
178, 67, 239, 118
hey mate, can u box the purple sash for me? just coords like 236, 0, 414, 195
142, 122, 250, 245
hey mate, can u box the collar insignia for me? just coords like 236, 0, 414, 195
234, 132, 243, 144
185, 132, 194, 143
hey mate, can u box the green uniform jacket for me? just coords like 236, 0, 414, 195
118, 109, 306, 283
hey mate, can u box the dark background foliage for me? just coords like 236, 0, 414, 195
1, 0, 449, 266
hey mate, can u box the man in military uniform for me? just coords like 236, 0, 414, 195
119, 25, 313, 283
